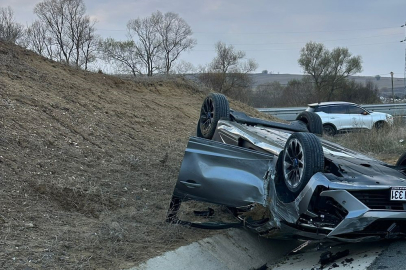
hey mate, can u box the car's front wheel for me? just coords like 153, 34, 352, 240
282, 132, 324, 196
374, 121, 388, 130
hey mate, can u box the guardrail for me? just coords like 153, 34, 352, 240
257, 103, 406, 121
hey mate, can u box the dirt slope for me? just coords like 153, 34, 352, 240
0, 42, 275, 269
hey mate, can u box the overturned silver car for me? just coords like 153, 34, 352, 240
166, 93, 406, 242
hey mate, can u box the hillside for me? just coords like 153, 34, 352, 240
0, 42, 274, 269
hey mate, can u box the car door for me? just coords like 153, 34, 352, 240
347, 105, 373, 129
327, 105, 349, 130
173, 136, 274, 207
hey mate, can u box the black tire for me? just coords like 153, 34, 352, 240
196, 120, 203, 138
282, 132, 324, 196
296, 111, 323, 136
374, 121, 388, 130
396, 152, 406, 166
323, 124, 336, 136
199, 93, 230, 139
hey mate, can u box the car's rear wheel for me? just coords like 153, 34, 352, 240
296, 111, 323, 136
199, 93, 230, 139
323, 124, 336, 136
282, 132, 324, 196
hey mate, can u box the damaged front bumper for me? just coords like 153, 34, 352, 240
267, 173, 406, 242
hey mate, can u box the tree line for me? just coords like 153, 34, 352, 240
0, 1, 196, 75
251, 78, 380, 108
250, 42, 379, 107
1, 1, 380, 106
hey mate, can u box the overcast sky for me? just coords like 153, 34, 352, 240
4, 0, 406, 77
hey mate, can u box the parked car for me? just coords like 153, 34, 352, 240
305, 101, 393, 136
167, 93, 406, 242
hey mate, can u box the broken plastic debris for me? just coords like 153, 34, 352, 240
319, 249, 349, 265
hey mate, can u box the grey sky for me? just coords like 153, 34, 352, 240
5, 0, 406, 77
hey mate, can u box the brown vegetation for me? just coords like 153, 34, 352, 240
326, 120, 406, 165
0, 41, 273, 269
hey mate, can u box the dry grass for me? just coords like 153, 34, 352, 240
0, 41, 280, 270
324, 118, 406, 164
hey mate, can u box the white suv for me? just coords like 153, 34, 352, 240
306, 102, 393, 136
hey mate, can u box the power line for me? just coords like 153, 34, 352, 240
95, 26, 400, 34
192, 41, 402, 52
197, 33, 403, 46
402, 22, 406, 94
193, 26, 400, 35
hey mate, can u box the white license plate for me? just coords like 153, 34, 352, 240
390, 187, 406, 201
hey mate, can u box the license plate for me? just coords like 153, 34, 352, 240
390, 187, 406, 201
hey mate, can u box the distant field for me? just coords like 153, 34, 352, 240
187, 73, 406, 97
249, 73, 405, 93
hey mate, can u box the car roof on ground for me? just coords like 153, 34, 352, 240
308, 101, 356, 107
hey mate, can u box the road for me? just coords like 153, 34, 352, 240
130, 227, 406, 270
269, 239, 406, 270
368, 240, 406, 270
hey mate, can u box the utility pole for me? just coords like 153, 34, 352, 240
401, 22, 406, 98
391, 71, 394, 103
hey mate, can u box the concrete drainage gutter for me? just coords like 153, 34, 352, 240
129, 228, 389, 270
128, 228, 299, 270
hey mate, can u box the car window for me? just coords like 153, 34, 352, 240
329, 105, 347, 114
347, 105, 365, 114
317, 106, 330, 113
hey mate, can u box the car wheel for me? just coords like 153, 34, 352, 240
374, 121, 387, 130
296, 111, 323, 136
282, 132, 324, 196
396, 152, 406, 166
323, 124, 336, 136
199, 93, 230, 139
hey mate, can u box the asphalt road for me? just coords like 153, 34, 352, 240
270, 240, 392, 270
368, 240, 406, 270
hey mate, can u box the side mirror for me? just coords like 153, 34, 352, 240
362, 111, 369, 115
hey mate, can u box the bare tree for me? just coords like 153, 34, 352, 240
0, 6, 24, 43
298, 41, 362, 101
34, 0, 96, 68
127, 13, 162, 76
99, 38, 142, 76
79, 22, 99, 70
199, 41, 258, 95
26, 20, 55, 59
35, 0, 72, 64
173, 60, 196, 74
100, 11, 195, 76
64, 0, 97, 68
155, 11, 196, 74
